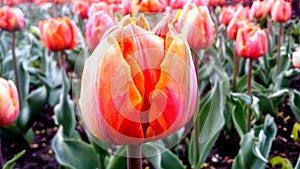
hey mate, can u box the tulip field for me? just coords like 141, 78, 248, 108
1, 0, 300, 169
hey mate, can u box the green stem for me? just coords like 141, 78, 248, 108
98, 154, 105, 169
11, 32, 20, 101
59, 50, 67, 71
247, 59, 253, 132
127, 145, 142, 169
276, 23, 282, 76
232, 50, 240, 92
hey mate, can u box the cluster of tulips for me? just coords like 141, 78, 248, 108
0, 0, 299, 168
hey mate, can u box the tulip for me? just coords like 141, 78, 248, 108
2, 0, 22, 6
0, 6, 24, 32
73, 1, 90, 19
0, 78, 19, 127
122, 0, 133, 15
39, 17, 78, 52
87, 2, 109, 18
271, 0, 291, 22
250, 0, 268, 21
207, 0, 224, 6
219, 6, 236, 26
85, 11, 115, 50
292, 49, 300, 69
79, 15, 197, 145
227, 18, 250, 40
235, 25, 268, 59
139, 0, 164, 13
175, 3, 215, 50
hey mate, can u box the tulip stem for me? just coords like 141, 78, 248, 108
11, 32, 20, 101
247, 59, 253, 132
232, 50, 240, 92
276, 23, 282, 76
127, 145, 142, 169
192, 51, 200, 167
59, 50, 67, 71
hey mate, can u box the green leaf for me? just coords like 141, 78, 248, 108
142, 144, 161, 169
107, 147, 127, 169
232, 115, 277, 169
2, 150, 26, 169
54, 71, 76, 136
189, 80, 225, 168
52, 127, 99, 169
269, 156, 294, 169
232, 100, 247, 138
289, 90, 300, 122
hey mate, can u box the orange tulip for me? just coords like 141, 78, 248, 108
0, 78, 19, 127
85, 11, 115, 50
227, 18, 250, 40
79, 15, 197, 145
292, 49, 300, 69
139, 0, 165, 12
271, 0, 291, 22
39, 17, 78, 52
175, 3, 215, 50
235, 25, 268, 59
0, 6, 24, 32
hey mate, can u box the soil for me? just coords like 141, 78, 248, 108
1, 77, 300, 169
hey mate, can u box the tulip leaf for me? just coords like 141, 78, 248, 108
2, 150, 26, 169
142, 143, 184, 169
291, 123, 300, 142
289, 90, 300, 122
54, 71, 76, 137
52, 127, 99, 169
18, 86, 47, 133
188, 80, 225, 168
232, 115, 277, 169
269, 156, 293, 169
107, 147, 127, 169
232, 100, 247, 138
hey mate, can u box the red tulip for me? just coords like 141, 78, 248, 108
1, 0, 22, 5
79, 15, 197, 145
235, 25, 268, 59
139, 0, 164, 13
39, 17, 78, 52
292, 49, 300, 69
219, 6, 236, 26
0, 6, 24, 32
227, 18, 250, 40
85, 11, 115, 50
271, 0, 291, 22
0, 78, 19, 127
250, 0, 268, 21
175, 3, 215, 50
122, 0, 133, 15
208, 0, 224, 6
73, 1, 90, 19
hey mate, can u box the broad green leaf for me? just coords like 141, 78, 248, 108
2, 150, 26, 169
232, 115, 277, 169
231, 92, 252, 105
107, 146, 127, 169
232, 100, 246, 138
54, 71, 76, 136
269, 156, 293, 169
52, 127, 99, 169
289, 90, 300, 122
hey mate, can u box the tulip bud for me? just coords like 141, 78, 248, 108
175, 3, 216, 50
227, 18, 250, 40
219, 6, 236, 26
250, 0, 268, 21
79, 15, 197, 145
0, 78, 19, 127
39, 17, 78, 52
0, 6, 24, 32
85, 11, 115, 50
235, 25, 268, 59
271, 0, 291, 22
292, 49, 300, 69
